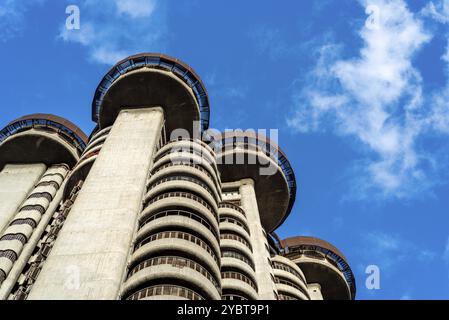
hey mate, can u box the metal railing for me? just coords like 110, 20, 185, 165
126, 284, 204, 301
147, 175, 217, 203
220, 233, 252, 252
144, 191, 218, 221
275, 277, 310, 299
128, 256, 220, 291
135, 231, 219, 263
221, 250, 254, 270
219, 217, 250, 235
218, 202, 246, 217
0, 118, 86, 153
222, 271, 258, 292
272, 261, 306, 284
93, 54, 210, 132
139, 209, 219, 241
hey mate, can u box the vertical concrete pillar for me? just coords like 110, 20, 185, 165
239, 179, 277, 299
307, 283, 324, 300
28, 107, 164, 300
0, 164, 46, 234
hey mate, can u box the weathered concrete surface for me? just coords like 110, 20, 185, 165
0, 177, 68, 299
217, 149, 290, 233
307, 283, 324, 300
28, 108, 164, 300
0, 164, 46, 234
239, 179, 277, 300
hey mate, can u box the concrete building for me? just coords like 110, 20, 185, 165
0, 53, 355, 300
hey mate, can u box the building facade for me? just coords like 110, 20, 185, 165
0, 53, 355, 300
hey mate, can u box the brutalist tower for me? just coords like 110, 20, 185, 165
0, 54, 356, 300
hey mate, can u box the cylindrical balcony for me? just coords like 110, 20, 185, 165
0, 114, 88, 170
92, 53, 210, 135
218, 202, 258, 300
211, 132, 296, 232
122, 139, 222, 300
271, 255, 310, 300
280, 236, 356, 300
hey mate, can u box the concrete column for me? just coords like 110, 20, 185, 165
0, 164, 46, 234
28, 108, 164, 300
307, 283, 324, 300
239, 179, 277, 299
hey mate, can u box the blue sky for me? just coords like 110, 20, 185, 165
1, 0, 449, 299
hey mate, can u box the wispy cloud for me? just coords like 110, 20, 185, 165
288, 0, 449, 200
363, 231, 436, 271
422, 0, 449, 23
249, 26, 290, 60
0, 0, 46, 41
59, 0, 167, 65
423, 1, 449, 134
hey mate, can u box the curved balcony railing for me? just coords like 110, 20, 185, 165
154, 147, 216, 168
0, 233, 27, 244
27, 192, 53, 202
42, 172, 66, 181
275, 277, 310, 299
126, 284, 204, 301
222, 294, 248, 301
282, 240, 356, 299
0, 250, 17, 261
222, 250, 254, 270
278, 293, 298, 300
221, 271, 258, 292
147, 175, 217, 203
158, 138, 216, 157
220, 233, 252, 252
211, 134, 296, 224
9, 219, 36, 228
144, 191, 218, 221
138, 209, 219, 241
127, 256, 220, 292
218, 202, 246, 218
272, 261, 307, 284
135, 231, 219, 263
0, 116, 87, 154
151, 162, 220, 189
219, 217, 250, 236
20, 205, 45, 215
92, 53, 210, 132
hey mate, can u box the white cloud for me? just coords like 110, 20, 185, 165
59, 0, 166, 65
363, 231, 436, 271
422, 0, 449, 23
0, 0, 46, 41
116, 0, 156, 19
289, 0, 449, 199
422, 1, 449, 135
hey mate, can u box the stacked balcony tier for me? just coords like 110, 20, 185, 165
281, 236, 356, 300
62, 126, 111, 202
212, 132, 296, 233
0, 165, 69, 284
219, 202, 258, 300
271, 255, 310, 300
122, 139, 222, 300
